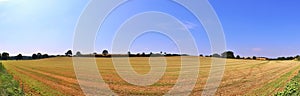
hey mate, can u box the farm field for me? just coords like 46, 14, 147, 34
2, 57, 300, 96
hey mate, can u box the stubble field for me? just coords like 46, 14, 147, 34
2, 57, 300, 95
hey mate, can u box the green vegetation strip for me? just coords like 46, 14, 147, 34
275, 70, 300, 96
4, 63, 64, 96
247, 64, 300, 95
0, 62, 24, 95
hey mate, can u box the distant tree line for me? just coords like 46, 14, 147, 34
208, 51, 236, 59
126, 51, 185, 57
32, 53, 50, 59
73, 50, 187, 57
200, 51, 300, 61
0, 52, 53, 60
0, 50, 299, 61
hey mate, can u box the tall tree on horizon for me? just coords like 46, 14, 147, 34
65, 50, 72, 57
37, 53, 42, 59
1, 52, 9, 60
236, 55, 241, 59
102, 50, 109, 56
76, 51, 81, 56
221, 51, 235, 58
32, 54, 37, 59
16, 54, 23, 60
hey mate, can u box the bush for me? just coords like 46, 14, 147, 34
275, 70, 300, 96
0, 63, 24, 96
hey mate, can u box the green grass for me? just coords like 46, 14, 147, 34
4, 63, 64, 96
0, 62, 24, 96
275, 70, 300, 96
246, 63, 300, 96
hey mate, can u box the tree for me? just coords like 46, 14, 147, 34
297, 56, 300, 61
16, 54, 23, 60
65, 50, 72, 57
102, 50, 109, 56
76, 51, 82, 56
277, 57, 286, 60
236, 55, 241, 59
199, 54, 203, 57
212, 53, 221, 57
42, 54, 49, 58
1, 52, 9, 60
37, 53, 42, 59
222, 51, 235, 58
32, 54, 37, 59
142, 52, 146, 56
252, 56, 257, 60
287, 57, 293, 60
0, 53, 1, 59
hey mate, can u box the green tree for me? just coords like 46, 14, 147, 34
42, 54, 49, 58
253, 56, 257, 60
212, 53, 221, 57
65, 50, 72, 57
32, 54, 37, 59
142, 52, 146, 56
37, 53, 42, 59
76, 51, 82, 56
1, 52, 9, 60
221, 51, 235, 58
16, 54, 23, 60
102, 50, 109, 56
236, 55, 241, 59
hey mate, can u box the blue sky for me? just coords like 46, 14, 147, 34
0, 0, 299, 58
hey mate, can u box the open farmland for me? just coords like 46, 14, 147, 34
2, 57, 300, 96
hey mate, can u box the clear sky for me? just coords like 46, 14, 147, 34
0, 0, 299, 58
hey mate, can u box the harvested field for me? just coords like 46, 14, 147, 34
2, 57, 300, 95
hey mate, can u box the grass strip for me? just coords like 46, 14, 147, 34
0, 62, 25, 96
4, 63, 64, 96
275, 70, 300, 96
246, 64, 300, 95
